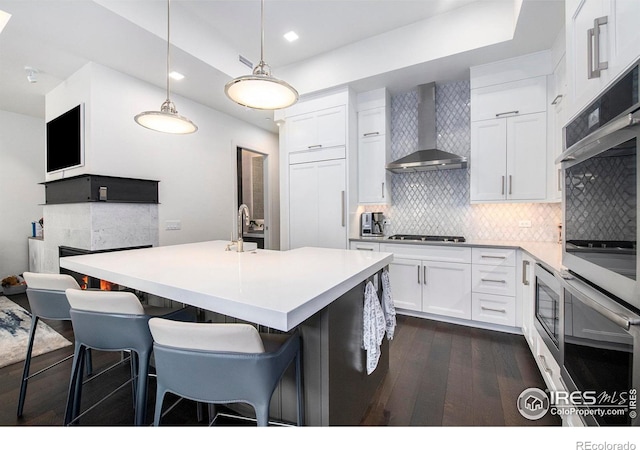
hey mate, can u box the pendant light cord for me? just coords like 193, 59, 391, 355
260, 0, 265, 64
166, 0, 171, 102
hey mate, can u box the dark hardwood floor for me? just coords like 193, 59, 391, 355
0, 293, 560, 427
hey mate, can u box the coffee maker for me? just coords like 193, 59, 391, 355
361, 212, 385, 237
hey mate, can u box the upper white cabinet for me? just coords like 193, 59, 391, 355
356, 89, 391, 204
566, 0, 640, 117
471, 112, 547, 202
470, 77, 547, 122
470, 52, 552, 203
287, 106, 346, 153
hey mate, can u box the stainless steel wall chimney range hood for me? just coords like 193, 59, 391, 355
386, 83, 467, 173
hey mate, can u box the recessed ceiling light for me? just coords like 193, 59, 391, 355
0, 10, 12, 34
169, 71, 185, 81
283, 31, 299, 42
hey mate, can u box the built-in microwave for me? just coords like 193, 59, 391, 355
558, 59, 640, 310
534, 263, 562, 365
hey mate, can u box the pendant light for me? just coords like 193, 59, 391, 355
135, 0, 197, 134
224, 0, 298, 110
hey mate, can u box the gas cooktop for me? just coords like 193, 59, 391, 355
387, 234, 466, 243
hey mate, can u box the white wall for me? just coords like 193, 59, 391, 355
0, 110, 45, 278
45, 63, 280, 249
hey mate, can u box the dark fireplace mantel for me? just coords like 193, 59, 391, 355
42, 174, 159, 205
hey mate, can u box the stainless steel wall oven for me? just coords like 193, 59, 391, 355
558, 60, 640, 310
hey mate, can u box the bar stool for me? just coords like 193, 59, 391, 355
148, 318, 303, 427
18, 272, 91, 417
64, 289, 155, 426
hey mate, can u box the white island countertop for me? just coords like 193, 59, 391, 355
60, 241, 393, 332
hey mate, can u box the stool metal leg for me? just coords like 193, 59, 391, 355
64, 343, 86, 425
16, 315, 39, 417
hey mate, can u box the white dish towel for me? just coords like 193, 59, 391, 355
381, 269, 396, 340
363, 280, 385, 375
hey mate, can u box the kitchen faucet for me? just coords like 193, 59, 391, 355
236, 204, 250, 252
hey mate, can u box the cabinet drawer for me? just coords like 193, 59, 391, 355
472, 247, 516, 266
349, 241, 380, 252
380, 243, 471, 264
472, 292, 516, 327
472, 265, 516, 296
289, 146, 345, 164
470, 76, 547, 122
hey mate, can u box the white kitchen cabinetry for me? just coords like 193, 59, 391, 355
287, 106, 346, 153
357, 89, 391, 204
381, 243, 472, 319
470, 112, 547, 202
549, 54, 567, 202
471, 248, 517, 327
289, 157, 346, 249
28, 238, 45, 273
566, 0, 640, 117
470, 77, 547, 122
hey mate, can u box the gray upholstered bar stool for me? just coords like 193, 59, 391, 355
148, 318, 303, 427
64, 289, 154, 426
18, 272, 91, 417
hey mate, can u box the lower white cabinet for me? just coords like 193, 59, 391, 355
349, 241, 381, 252
520, 252, 536, 349
289, 158, 346, 249
471, 247, 517, 327
28, 238, 44, 273
381, 244, 472, 319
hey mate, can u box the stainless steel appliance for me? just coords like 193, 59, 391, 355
558, 59, 640, 310
387, 234, 465, 243
360, 212, 384, 237
560, 273, 640, 426
534, 263, 562, 365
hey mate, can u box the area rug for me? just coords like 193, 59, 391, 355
0, 296, 72, 369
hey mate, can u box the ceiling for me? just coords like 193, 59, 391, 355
0, 0, 565, 133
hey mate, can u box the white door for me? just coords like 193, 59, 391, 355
358, 135, 386, 204
470, 119, 507, 201
387, 258, 422, 311
316, 106, 346, 149
422, 261, 472, 320
609, 0, 640, 78
317, 159, 347, 249
567, 0, 610, 113
289, 162, 319, 249
288, 112, 316, 152
507, 112, 547, 201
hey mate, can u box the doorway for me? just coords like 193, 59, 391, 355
236, 147, 267, 249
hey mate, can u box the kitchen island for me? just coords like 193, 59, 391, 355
60, 240, 394, 425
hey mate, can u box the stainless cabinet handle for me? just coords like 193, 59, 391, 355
495, 110, 519, 117
423, 266, 427, 285
356, 246, 374, 251
481, 278, 507, 284
551, 94, 563, 106
481, 306, 507, 313
501, 176, 505, 195
381, 182, 385, 199
557, 168, 562, 192
481, 254, 506, 259
509, 175, 512, 195
363, 132, 380, 137
588, 16, 608, 79
417, 266, 421, 284
538, 354, 553, 375
522, 260, 530, 286
341, 191, 345, 227
308, 144, 322, 149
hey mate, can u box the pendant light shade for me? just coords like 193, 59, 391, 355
225, 0, 298, 110
135, 0, 197, 134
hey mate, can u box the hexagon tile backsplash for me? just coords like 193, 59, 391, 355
362, 80, 562, 243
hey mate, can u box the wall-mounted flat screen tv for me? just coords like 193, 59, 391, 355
46, 104, 84, 173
